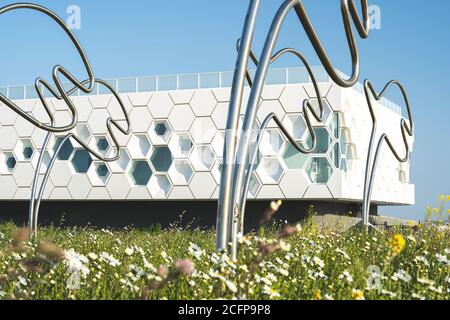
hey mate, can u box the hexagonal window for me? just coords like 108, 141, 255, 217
127, 134, 152, 159
282, 114, 308, 141
329, 113, 340, 139
108, 148, 131, 172
41, 151, 52, 171
282, 143, 309, 169
150, 146, 173, 172
71, 149, 93, 173
54, 137, 74, 161
14, 139, 35, 162
329, 142, 340, 169
306, 157, 333, 184
305, 127, 332, 154
155, 123, 167, 136
23, 146, 34, 160
149, 120, 173, 145
211, 131, 225, 156
256, 157, 285, 184
248, 173, 262, 198
75, 123, 92, 142
168, 160, 194, 185
96, 163, 110, 183
169, 133, 194, 158
259, 129, 285, 156
309, 98, 332, 124
190, 145, 215, 171
148, 174, 172, 198
130, 161, 153, 186
96, 137, 110, 153
211, 159, 223, 184
0, 152, 17, 174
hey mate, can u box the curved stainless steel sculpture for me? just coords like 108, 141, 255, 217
361, 80, 414, 227
0, 3, 130, 237
217, 0, 372, 258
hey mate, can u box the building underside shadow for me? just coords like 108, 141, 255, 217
0, 200, 375, 232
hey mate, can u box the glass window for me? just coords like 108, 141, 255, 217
117, 78, 136, 93
282, 143, 309, 169
130, 161, 152, 186
178, 74, 198, 90
158, 75, 177, 91
287, 67, 310, 84
266, 69, 286, 85
96, 138, 110, 152
306, 127, 332, 154
54, 138, 74, 161
23, 146, 34, 160
138, 77, 157, 92
150, 147, 173, 172
71, 149, 93, 173
306, 157, 333, 184
6, 155, 17, 170
96, 164, 109, 177
199, 73, 220, 89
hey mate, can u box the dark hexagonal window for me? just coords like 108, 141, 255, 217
150, 147, 173, 172
306, 127, 332, 154
96, 138, 110, 152
154, 123, 167, 136
6, 155, 17, 170
96, 164, 109, 177
306, 157, 333, 184
54, 137, 74, 161
130, 161, 153, 186
23, 146, 34, 160
71, 149, 93, 173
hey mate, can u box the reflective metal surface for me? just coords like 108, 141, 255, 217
0, 3, 130, 237
217, 0, 372, 258
361, 80, 414, 227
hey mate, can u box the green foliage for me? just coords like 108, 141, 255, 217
0, 221, 448, 300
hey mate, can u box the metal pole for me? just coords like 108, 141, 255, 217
216, 0, 261, 252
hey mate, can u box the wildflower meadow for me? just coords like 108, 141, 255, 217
0, 200, 449, 301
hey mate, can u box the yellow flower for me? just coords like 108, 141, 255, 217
314, 290, 322, 300
447, 195, 450, 201
433, 208, 439, 214
352, 289, 365, 300
389, 234, 406, 255
439, 195, 445, 201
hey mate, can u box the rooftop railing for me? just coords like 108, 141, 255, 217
0, 66, 401, 114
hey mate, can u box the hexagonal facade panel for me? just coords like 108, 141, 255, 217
169, 105, 195, 132
0, 78, 414, 205
189, 90, 217, 117
189, 117, 216, 144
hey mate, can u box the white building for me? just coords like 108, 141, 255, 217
0, 67, 414, 221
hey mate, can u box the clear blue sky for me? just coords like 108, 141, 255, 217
1, 0, 449, 220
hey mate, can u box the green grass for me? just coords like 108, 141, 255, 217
0, 218, 448, 300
